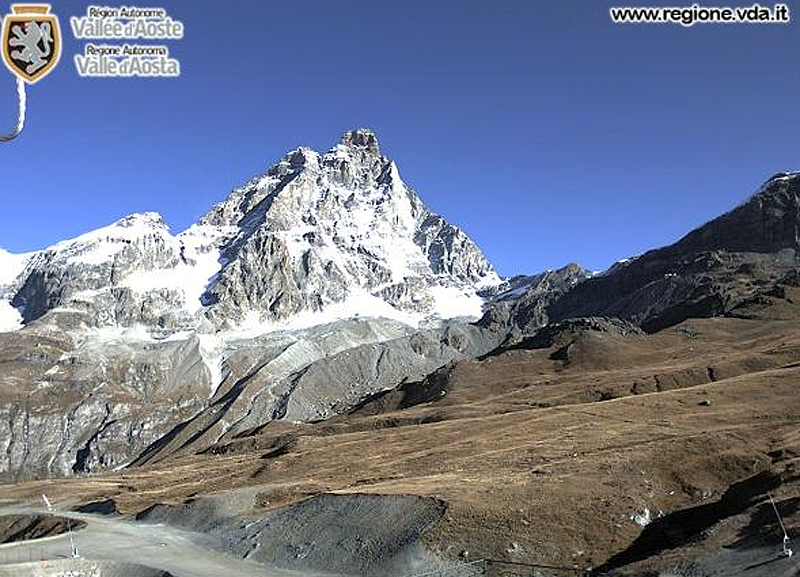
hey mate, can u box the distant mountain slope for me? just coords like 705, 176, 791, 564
488, 172, 800, 335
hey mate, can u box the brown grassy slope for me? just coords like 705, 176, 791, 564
1, 297, 799, 571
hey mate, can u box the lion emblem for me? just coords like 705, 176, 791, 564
2, 4, 61, 83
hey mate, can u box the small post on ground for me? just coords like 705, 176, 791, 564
42, 493, 79, 559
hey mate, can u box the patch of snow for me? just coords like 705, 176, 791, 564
121, 259, 216, 314
81, 324, 165, 344
227, 289, 424, 340
197, 333, 225, 397
119, 223, 235, 314
71, 287, 110, 299
478, 271, 503, 288
66, 240, 127, 266
274, 224, 314, 260
289, 290, 421, 328
48, 212, 173, 266
429, 284, 485, 320
253, 174, 282, 191
327, 143, 354, 161
496, 284, 530, 301
0, 300, 24, 332
226, 283, 487, 341
0, 248, 34, 286
597, 253, 643, 277
631, 507, 651, 527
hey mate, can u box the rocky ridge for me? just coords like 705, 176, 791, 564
5, 129, 499, 336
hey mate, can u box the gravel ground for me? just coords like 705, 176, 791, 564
0, 505, 337, 577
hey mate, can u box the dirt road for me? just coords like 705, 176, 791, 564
0, 505, 337, 577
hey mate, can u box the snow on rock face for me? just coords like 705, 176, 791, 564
0, 248, 35, 301
7, 129, 499, 335
0, 248, 32, 284
202, 128, 499, 328
10, 213, 231, 331
0, 300, 23, 332
119, 223, 234, 315
52, 212, 173, 266
0, 244, 30, 332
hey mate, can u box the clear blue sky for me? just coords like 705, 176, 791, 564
1, 0, 799, 276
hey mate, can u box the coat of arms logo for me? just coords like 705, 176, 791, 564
2, 4, 60, 83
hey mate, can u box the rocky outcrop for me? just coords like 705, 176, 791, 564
477, 263, 592, 343
508, 316, 644, 351
0, 326, 212, 481
505, 174, 800, 334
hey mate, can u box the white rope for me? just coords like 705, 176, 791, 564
0, 76, 26, 142
769, 492, 794, 558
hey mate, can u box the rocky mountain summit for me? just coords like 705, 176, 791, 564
200, 129, 498, 328
4, 129, 499, 338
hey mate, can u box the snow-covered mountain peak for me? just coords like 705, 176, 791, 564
274, 146, 321, 174
115, 211, 168, 230
0, 247, 33, 287
202, 130, 499, 328
338, 127, 380, 155
5, 130, 499, 335
42, 211, 175, 267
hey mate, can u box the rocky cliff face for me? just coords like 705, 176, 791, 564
478, 264, 592, 345
0, 129, 516, 480
540, 172, 800, 333
0, 326, 212, 480
200, 129, 498, 328
9, 213, 219, 334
